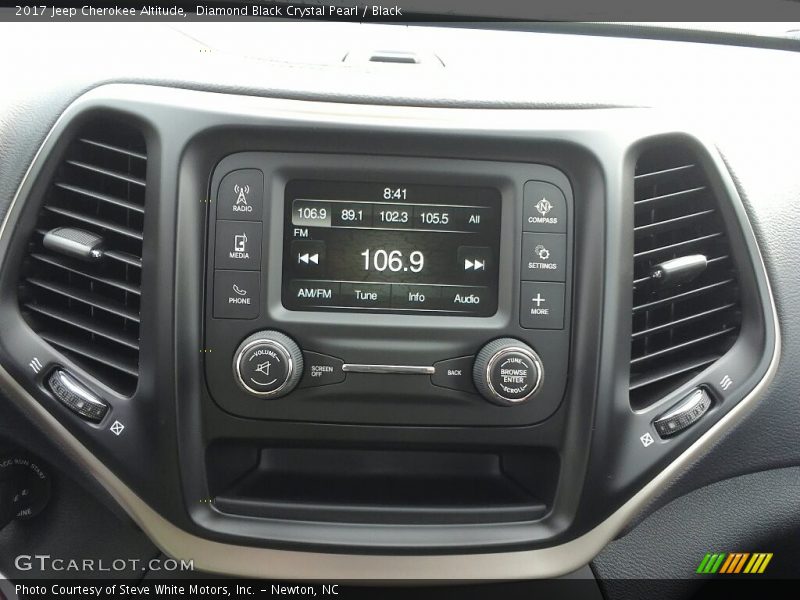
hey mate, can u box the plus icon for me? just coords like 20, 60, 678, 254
531, 293, 547, 307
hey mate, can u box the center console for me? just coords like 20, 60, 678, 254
0, 85, 777, 577
204, 153, 574, 426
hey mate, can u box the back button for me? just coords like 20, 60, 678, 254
432, 356, 477, 393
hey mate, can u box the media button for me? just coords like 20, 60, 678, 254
521, 232, 566, 282
213, 270, 260, 319
215, 220, 262, 271
391, 284, 441, 310
340, 282, 391, 308
289, 280, 340, 307
291, 240, 326, 276
520, 281, 565, 329
442, 286, 490, 313
217, 169, 264, 221
523, 181, 567, 233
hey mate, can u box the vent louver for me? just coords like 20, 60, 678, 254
19, 121, 147, 395
630, 144, 741, 409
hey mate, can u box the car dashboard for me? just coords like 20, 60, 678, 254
0, 22, 798, 590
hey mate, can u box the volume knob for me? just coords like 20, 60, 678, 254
233, 331, 303, 398
473, 338, 543, 406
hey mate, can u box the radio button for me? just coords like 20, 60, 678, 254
340, 282, 391, 308
217, 169, 264, 221
215, 220, 262, 271
442, 286, 490, 312
213, 270, 260, 319
521, 232, 566, 282
432, 356, 477, 393
299, 351, 346, 389
520, 281, 565, 329
288, 280, 339, 307
523, 181, 567, 233
391, 284, 441, 310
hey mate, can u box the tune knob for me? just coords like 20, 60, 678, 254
473, 338, 543, 406
233, 331, 303, 398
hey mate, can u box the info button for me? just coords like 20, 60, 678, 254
391, 284, 441, 310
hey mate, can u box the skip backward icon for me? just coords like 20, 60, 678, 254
464, 258, 486, 271
298, 252, 320, 265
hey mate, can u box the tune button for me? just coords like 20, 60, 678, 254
488, 351, 539, 401
233, 331, 304, 398
473, 338, 543, 406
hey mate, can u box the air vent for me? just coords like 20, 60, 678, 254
18, 121, 147, 395
630, 144, 741, 409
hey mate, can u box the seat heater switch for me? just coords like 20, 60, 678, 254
47, 369, 109, 422
654, 388, 712, 438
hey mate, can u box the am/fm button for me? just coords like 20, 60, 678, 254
288, 280, 340, 307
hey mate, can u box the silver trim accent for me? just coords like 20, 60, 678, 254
234, 339, 294, 398
50, 369, 107, 408
484, 346, 543, 405
43, 227, 105, 262
0, 85, 781, 579
342, 363, 435, 375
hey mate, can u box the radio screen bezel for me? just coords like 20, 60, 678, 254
281, 179, 503, 317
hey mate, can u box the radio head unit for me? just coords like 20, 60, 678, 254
282, 180, 501, 316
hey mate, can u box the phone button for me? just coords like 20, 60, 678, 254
214, 270, 260, 319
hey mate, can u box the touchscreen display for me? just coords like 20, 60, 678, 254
282, 180, 501, 316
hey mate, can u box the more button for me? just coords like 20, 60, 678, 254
520, 281, 565, 329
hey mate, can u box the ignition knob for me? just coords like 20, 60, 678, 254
473, 338, 543, 406
233, 331, 303, 398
